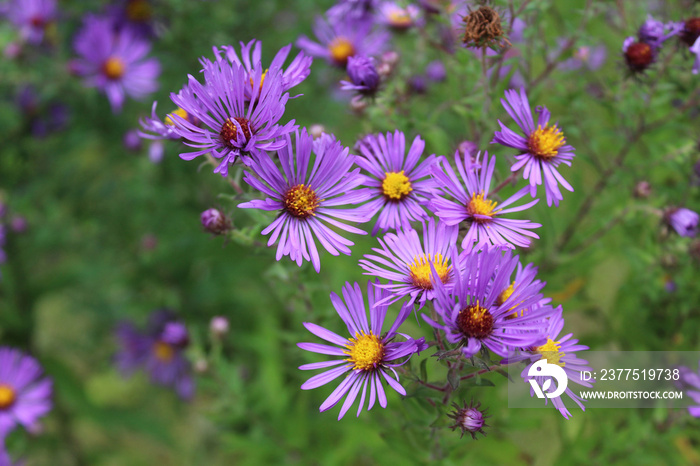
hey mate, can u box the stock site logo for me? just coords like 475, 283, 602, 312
528, 359, 568, 399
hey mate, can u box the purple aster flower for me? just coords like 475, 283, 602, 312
519, 308, 592, 419
123, 129, 142, 151
492, 88, 576, 207
638, 15, 680, 48
691, 37, 700, 75
622, 37, 655, 72
448, 400, 489, 439
238, 129, 371, 273
359, 217, 459, 308
341, 55, 380, 96
425, 60, 446, 82
327, 0, 377, 22
377, 2, 422, 30
0, 347, 52, 440
148, 140, 164, 164
72, 15, 160, 113
665, 207, 699, 237
429, 151, 541, 250
298, 281, 427, 420
296, 14, 388, 68
354, 131, 438, 235
423, 246, 550, 358
114, 312, 194, 400
678, 362, 700, 417
169, 58, 295, 177
210, 40, 312, 98
109, 0, 156, 38
6, 0, 57, 45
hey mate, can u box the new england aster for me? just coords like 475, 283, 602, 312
0, 347, 53, 440
355, 130, 438, 235
424, 246, 552, 358
298, 281, 427, 420
429, 151, 541, 250
169, 57, 296, 176
359, 217, 459, 308
72, 15, 160, 113
238, 129, 371, 273
492, 88, 576, 207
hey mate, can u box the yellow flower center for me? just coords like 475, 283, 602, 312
528, 124, 565, 159
102, 56, 126, 80
329, 37, 355, 66
344, 331, 384, 371
0, 384, 16, 410
534, 338, 565, 367
382, 171, 413, 201
409, 253, 451, 290
456, 302, 494, 339
388, 10, 413, 28
496, 282, 515, 306
466, 192, 499, 219
165, 108, 188, 126
283, 184, 321, 219
250, 69, 269, 90
126, 0, 152, 22
153, 341, 174, 362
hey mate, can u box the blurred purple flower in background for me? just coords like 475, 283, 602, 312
0, 347, 53, 440
377, 2, 422, 30
666, 207, 699, 237
115, 310, 194, 400
297, 14, 388, 68
425, 60, 446, 82
6, 0, 57, 45
560, 45, 607, 71
72, 15, 161, 113
327, 0, 376, 22
109, 0, 156, 38
638, 15, 681, 49
298, 281, 427, 420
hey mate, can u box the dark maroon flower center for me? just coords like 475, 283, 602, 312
625, 42, 653, 71
681, 18, 700, 46
220, 118, 253, 148
456, 304, 494, 340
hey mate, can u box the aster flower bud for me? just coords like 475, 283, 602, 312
350, 95, 368, 113
448, 401, 489, 439
458, 140, 479, 157
210, 316, 230, 338
308, 124, 326, 139
342, 55, 380, 96
665, 207, 699, 237
381, 50, 400, 66
639, 16, 666, 46
194, 359, 209, 374
633, 181, 652, 198
201, 208, 230, 235
407, 75, 427, 94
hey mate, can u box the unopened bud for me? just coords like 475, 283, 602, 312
308, 124, 326, 140
350, 95, 368, 113
633, 181, 652, 198
448, 401, 489, 440
210, 316, 230, 338
194, 359, 209, 374
201, 208, 230, 235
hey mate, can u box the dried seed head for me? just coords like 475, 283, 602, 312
462, 6, 510, 50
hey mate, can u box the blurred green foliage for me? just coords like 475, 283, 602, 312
1, 0, 700, 464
